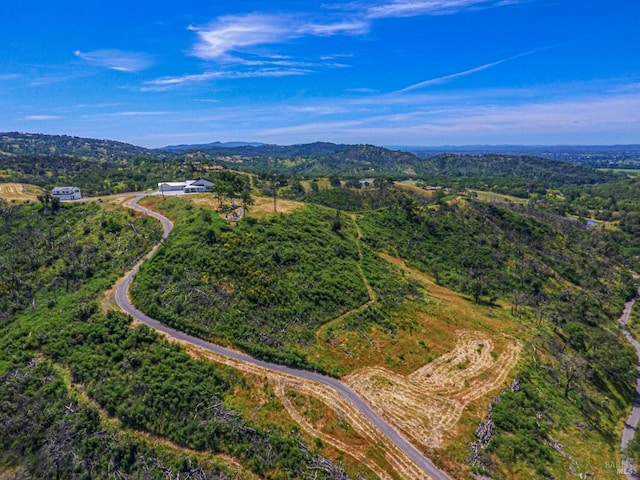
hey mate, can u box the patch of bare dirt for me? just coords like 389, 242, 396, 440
248, 196, 306, 216
101, 282, 119, 313
345, 331, 521, 449
0, 183, 43, 201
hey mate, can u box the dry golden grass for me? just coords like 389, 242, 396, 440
395, 181, 437, 200
307, 252, 521, 476
80, 192, 140, 209
179, 193, 305, 219
180, 342, 433, 479
100, 194, 140, 207
0, 182, 44, 201
472, 190, 527, 204
275, 385, 398, 480
184, 194, 221, 210
345, 330, 521, 449
247, 195, 306, 217
301, 178, 333, 191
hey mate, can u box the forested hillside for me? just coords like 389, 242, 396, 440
2, 132, 640, 479
130, 198, 409, 374
128, 184, 637, 478
0, 199, 355, 480
0, 132, 154, 159
1, 132, 619, 198
163, 140, 349, 158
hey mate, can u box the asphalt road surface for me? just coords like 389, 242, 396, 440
117, 195, 452, 480
619, 287, 640, 480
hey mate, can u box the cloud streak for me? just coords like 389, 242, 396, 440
365, 0, 528, 18
395, 48, 541, 92
189, 2, 525, 62
142, 68, 311, 91
184, 1, 530, 79
97, 80, 639, 148
24, 115, 61, 121
75, 49, 154, 72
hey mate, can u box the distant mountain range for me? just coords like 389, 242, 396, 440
393, 143, 640, 164
390, 144, 640, 153
160, 140, 351, 158
1, 132, 638, 170
162, 141, 267, 151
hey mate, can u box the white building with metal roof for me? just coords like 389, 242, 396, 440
158, 178, 214, 195
52, 186, 82, 201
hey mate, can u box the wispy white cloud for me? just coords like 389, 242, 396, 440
365, 0, 528, 18
101, 111, 171, 117
74, 49, 154, 72
190, 14, 290, 61
305, 19, 369, 36
144, 72, 221, 89
184, 2, 526, 80
70, 102, 123, 110
24, 115, 61, 121
287, 105, 350, 115
320, 53, 355, 61
189, 13, 368, 62
77, 111, 175, 122
0, 74, 21, 81
119, 80, 639, 147
142, 68, 311, 91
155, 13, 362, 92
348, 87, 381, 94
29, 73, 88, 87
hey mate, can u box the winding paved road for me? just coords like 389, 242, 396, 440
619, 286, 640, 480
117, 195, 451, 480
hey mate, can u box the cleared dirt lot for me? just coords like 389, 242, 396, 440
345, 330, 521, 448
0, 183, 43, 201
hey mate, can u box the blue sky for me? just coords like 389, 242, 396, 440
1, 0, 639, 147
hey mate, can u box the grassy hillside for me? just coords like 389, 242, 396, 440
0, 199, 358, 480
130, 197, 405, 374
127, 188, 636, 478
354, 196, 635, 478
0, 182, 44, 202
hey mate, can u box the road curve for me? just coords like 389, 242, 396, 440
619, 286, 640, 480
117, 195, 451, 480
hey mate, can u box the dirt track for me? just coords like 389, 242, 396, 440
345, 331, 521, 448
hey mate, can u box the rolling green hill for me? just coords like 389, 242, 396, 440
128, 186, 636, 478
2, 132, 640, 479
0, 132, 154, 159
0, 199, 353, 480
